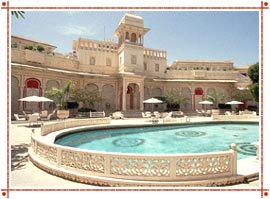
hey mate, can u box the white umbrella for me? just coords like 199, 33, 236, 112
143, 97, 163, 112
225, 100, 243, 105
18, 95, 53, 102
199, 100, 213, 105
143, 98, 163, 104
199, 100, 213, 111
226, 100, 244, 112
18, 95, 53, 113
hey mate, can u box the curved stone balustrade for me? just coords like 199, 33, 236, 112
29, 119, 244, 186
40, 117, 111, 136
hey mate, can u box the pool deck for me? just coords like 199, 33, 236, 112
10, 116, 260, 188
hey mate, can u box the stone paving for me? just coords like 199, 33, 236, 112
10, 117, 259, 188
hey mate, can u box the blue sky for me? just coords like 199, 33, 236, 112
11, 11, 259, 66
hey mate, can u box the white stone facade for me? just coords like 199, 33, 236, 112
11, 13, 253, 116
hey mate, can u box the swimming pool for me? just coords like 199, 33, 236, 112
55, 122, 258, 160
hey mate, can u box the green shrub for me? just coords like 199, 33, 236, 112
37, 45, 45, 52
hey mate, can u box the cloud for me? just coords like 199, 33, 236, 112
58, 24, 95, 37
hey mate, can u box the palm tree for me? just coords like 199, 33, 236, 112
11, 11, 25, 19
206, 90, 225, 109
164, 89, 190, 111
46, 80, 74, 110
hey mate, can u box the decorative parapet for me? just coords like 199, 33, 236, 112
29, 119, 240, 186
165, 70, 239, 80
25, 49, 45, 64
40, 117, 111, 136
30, 133, 237, 183
212, 114, 258, 121
144, 48, 167, 59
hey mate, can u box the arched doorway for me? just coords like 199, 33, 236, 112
181, 87, 192, 111
194, 87, 203, 110
11, 76, 20, 114
85, 83, 99, 110
102, 84, 115, 112
126, 83, 140, 110
24, 78, 42, 112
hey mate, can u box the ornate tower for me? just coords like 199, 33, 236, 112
114, 13, 149, 73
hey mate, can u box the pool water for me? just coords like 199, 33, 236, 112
55, 123, 259, 159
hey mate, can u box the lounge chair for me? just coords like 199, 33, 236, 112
172, 111, 184, 118
41, 110, 56, 121
153, 111, 161, 118
40, 110, 48, 119
204, 110, 212, 117
164, 112, 173, 118
28, 114, 39, 126
225, 111, 232, 116
163, 112, 175, 123
112, 111, 124, 119
196, 109, 203, 116
142, 112, 151, 118
14, 114, 26, 121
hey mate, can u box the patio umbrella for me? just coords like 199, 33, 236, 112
199, 100, 213, 105
199, 100, 213, 111
18, 95, 53, 102
143, 97, 163, 112
225, 100, 244, 105
225, 100, 244, 111
18, 95, 53, 112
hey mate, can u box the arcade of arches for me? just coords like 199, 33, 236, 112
11, 75, 232, 116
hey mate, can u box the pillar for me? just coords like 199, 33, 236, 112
139, 86, 144, 111
122, 81, 127, 111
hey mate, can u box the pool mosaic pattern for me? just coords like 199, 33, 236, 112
55, 123, 258, 159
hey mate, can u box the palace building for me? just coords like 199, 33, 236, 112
11, 13, 253, 117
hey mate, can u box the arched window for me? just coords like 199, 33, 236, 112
125, 32, 129, 41
130, 33, 137, 43
194, 87, 203, 95
24, 78, 42, 112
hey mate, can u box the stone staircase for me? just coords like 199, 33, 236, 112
122, 111, 143, 118
121, 110, 201, 118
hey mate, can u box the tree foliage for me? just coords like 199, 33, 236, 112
163, 89, 190, 111
11, 11, 25, 19
206, 90, 225, 109
231, 87, 253, 102
46, 80, 74, 110
249, 83, 259, 102
248, 62, 259, 83
71, 89, 104, 108
247, 62, 259, 102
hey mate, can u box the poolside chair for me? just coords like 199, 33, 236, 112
165, 112, 173, 118
112, 111, 124, 119
153, 111, 161, 118
172, 111, 184, 118
41, 110, 56, 121
204, 110, 212, 117
28, 114, 39, 126
225, 111, 232, 116
14, 114, 26, 121
196, 109, 203, 116
163, 112, 175, 123
142, 112, 151, 118
40, 110, 48, 119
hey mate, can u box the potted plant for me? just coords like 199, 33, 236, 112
46, 80, 74, 119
